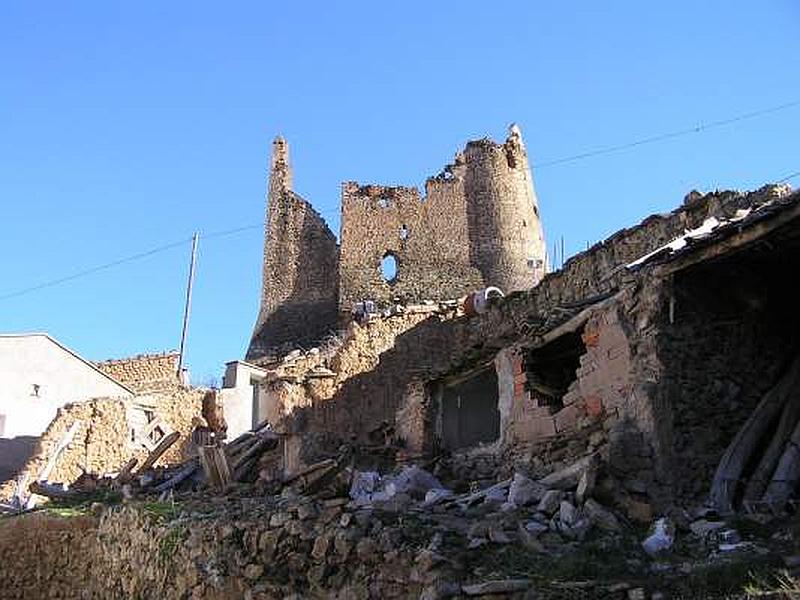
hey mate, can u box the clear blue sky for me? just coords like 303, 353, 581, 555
1, 2, 799, 385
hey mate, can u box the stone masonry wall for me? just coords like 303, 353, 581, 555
652, 227, 800, 504
338, 128, 547, 312
0, 499, 460, 599
260, 185, 797, 507
95, 351, 180, 392
338, 181, 484, 309
248, 137, 340, 360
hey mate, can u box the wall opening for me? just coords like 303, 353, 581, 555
660, 228, 800, 505
381, 253, 398, 284
524, 328, 585, 411
439, 366, 500, 450
400, 224, 409, 240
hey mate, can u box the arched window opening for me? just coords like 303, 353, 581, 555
381, 253, 398, 285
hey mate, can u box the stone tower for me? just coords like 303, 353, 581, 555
462, 125, 548, 292
247, 137, 339, 361
337, 126, 547, 313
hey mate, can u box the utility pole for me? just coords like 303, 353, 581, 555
177, 232, 199, 382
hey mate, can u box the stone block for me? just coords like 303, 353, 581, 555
525, 416, 556, 440
554, 404, 582, 433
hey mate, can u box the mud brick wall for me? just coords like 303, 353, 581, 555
0, 389, 203, 499
338, 129, 547, 312
95, 352, 179, 392
248, 137, 339, 360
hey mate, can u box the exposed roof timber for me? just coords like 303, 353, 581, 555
525, 292, 622, 350
655, 200, 800, 277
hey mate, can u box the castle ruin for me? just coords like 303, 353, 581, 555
247, 127, 547, 360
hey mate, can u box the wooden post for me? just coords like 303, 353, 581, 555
177, 232, 199, 380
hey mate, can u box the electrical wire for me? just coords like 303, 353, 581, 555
533, 99, 800, 169
0, 224, 267, 301
2, 98, 798, 302
0, 238, 192, 301
778, 169, 800, 183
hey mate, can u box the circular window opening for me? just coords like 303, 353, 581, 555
381, 253, 398, 285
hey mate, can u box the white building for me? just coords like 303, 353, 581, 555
0, 333, 133, 440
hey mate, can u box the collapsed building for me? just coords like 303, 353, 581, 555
246, 126, 548, 360
3, 128, 800, 599
244, 126, 800, 519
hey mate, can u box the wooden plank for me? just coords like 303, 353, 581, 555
115, 458, 138, 484
153, 460, 199, 493
135, 431, 180, 476
282, 459, 337, 486
198, 446, 231, 490
231, 434, 278, 470
39, 421, 81, 482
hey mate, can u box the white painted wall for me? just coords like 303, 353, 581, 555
0, 334, 132, 438
220, 361, 266, 438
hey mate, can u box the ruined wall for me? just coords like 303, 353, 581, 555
258, 185, 798, 509
0, 499, 458, 599
0, 389, 203, 500
338, 127, 547, 312
248, 137, 340, 360
94, 351, 179, 393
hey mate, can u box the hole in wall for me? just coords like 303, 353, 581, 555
381, 252, 398, 284
378, 197, 390, 209
400, 224, 409, 240
524, 327, 586, 411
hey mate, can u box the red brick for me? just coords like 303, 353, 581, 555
526, 416, 556, 440
585, 395, 603, 417
582, 330, 601, 348
512, 357, 525, 375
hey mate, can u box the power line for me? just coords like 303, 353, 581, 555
0, 238, 192, 301
533, 99, 800, 169
0, 223, 266, 302
3, 98, 798, 302
203, 223, 262, 240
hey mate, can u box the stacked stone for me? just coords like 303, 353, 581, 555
0, 512, 97, 599
95, 351, 181, 393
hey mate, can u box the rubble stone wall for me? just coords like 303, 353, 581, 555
259, 185, 797, 508
94, 351, 179, 392
248, 137, 340, 360
338, 130, 547, 312
0, 500, 451, 599
652, 231, 800, 504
